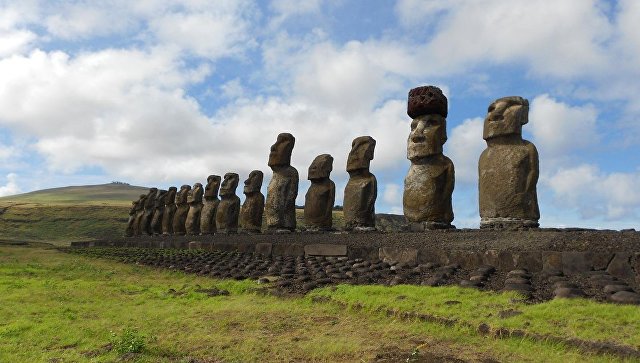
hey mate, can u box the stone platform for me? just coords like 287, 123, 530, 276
71, 228, 640, 283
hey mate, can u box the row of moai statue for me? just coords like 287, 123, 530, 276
125, 133, 378, 236
126, 84, 539, 235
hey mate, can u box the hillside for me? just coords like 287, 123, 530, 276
0, 182, 149, 205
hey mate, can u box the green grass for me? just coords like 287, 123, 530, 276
1, 244, 637, 362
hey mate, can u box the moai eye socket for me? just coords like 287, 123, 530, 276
488, 104, 495, 113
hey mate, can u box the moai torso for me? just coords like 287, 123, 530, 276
343, 136, 377, 230
304, 154, 335, 230
216, 173, 240, 233
185, 183, 204, 235
402, 86, 454, 230
265, 133, 299, 231
172, 185, 191, 235
240, 170, 265, 233
125, 200, 137, 237
150, 190, 167, 235
133, 195, 146, 236
161, 187, 177, 234
140, 188, 157, 235
200, 175, 221, 235
478, 96, 539, 228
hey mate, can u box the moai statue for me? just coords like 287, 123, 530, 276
161, 187, 177, 235
150, 189, 167, 235
344, 136, 377, 231
403, 86, 455, 230
133, 194, 147, 236
304, 154, 335, 231
172, 184, 191, 235
265, 133, 299, 232
216, 173, 241, 233
239, 170, 265, 233
125, 199, 138, 237
139, 187, 158, 235
185, 183, 204, 235
479, 96, 539, 229
200, 175, 221, 235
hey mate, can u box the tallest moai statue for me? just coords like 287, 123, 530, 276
403, 86, 455, 230
479, 96, 539, 229
265, 133, 299, 232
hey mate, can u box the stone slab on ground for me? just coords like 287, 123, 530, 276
304, 244, 347, 257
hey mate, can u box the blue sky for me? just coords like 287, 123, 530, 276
1, 0, 639, 229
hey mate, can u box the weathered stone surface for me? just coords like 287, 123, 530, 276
562, 251, 589, 275
304, 154, 335, 230
255, 242, 273, 256
554, 287, 586, 299
379, 247, 418, 266
185, 183, 204, 235
265, 133, 298, 231
448, 250, 483, 269
589, 252, 614, 271
240, 170, 264, 233
609, 291, 640, 305
172, 184, 191, 235
542, 251, 562, 272
403, 87, 454, 229
125, 197, 143, 237
479, 96, 539, 229
216, 173, 241, 234
161, 187, 177, 235
150, 189, 167, 235
304, 244, 347, 257
272, 243, 305, 257
603, 284, 632, 294
139, 188, 157, 236
514, 251, 543, 272
200, 175, 221, 235
344, 136, 377, 230
606, 252, 634, 279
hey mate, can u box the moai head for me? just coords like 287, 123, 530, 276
155, 190, 167, 208
204, 175, 222, 199
483, 96, 529, 140
346, 136, 376, 172
177, 184, 191, 204
144, 188, 158, 208
244, 170, 264, 194
220, 173, 240, 197
406, 86, 448, 161
165, 187, 177, 205
268, 133, 295, 168
187, 183, 203, 203
308, 154, 333, 181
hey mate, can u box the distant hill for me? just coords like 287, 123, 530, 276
0, 183, 150, 205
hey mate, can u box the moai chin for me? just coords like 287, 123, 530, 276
240, 170, 265, 233
125, 199, 138, 237
200, 175, 221, 235
265, 133, 299, 232
343, 136, 377, 231
133, 194, 147, 236
185, 183, 204, 235
161, 187, 177, 235
216, 173, 241, 233
172, 184, 191, 235
304, 154, 335, 231
140, 188, 157, 235
150, 189, 167, 235
403, 86, 455, 230
478, 96, 539, 229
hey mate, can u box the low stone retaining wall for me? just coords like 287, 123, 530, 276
71, 229, 640, 284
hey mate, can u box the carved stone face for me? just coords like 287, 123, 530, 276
204, 175, 221, 198
155, 190, 167, 207
407, 114, 447, 161
220, 173, 239, 196
483, 96, 529, 140
144, 188, 158, 208
176, 184, 191, 204
308, 154, 333, 180
268, 133, 295, 167
244, 170, 263, 194
346, 136, 376, 172
187, 183, 203, 203
165, 187, 177, 205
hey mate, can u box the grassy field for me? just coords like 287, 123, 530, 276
2, 243, 638, 362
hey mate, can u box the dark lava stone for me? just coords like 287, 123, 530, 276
389, 277, 404, 286
608, 291, 640, 305
547, 276, 568, 284
316, 278, 332, 285
460, 279, 482, 288
553, 281, 578, 289
330, 273, 349, 280
469, 275, 487, 282
503, 283, 533, 292
505, 277, 530, 285
603, 284, 633, 294
422, 277, 444, 286
296, 275, 312, 283
476, 265, 496, 274
553, 287, 585, 299
302, 282, 317, 291
507, 270, 531, 279
540, 269, 563, 279
280, 273, 295, 279
325, 267, 339, 274
276, 279, 292, 287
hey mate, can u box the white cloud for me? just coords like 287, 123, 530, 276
383, 183, 401, 204
545, 164, 640, 220
0, 173, 20, 197
394, 0, 456, 27
445, 117, 484, 184
529, 94, 599, 160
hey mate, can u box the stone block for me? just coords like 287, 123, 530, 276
607, 253, 634, 280
497, 251, 516, 271
213, 241, 237, 252
588, 252, 614, 271
514, 251, 542, 272
255, 243, 273, 256
348, 246, 378, 261
448, 250, 483, 269
542, 251, 562, 271
379, 247, 418, 266
272, 243, 305, 257
188, 241, 201, 250
482, 250, 500, 268
417, 248, 445, 264
562, 252, 589, 275
304, 244, 347, 257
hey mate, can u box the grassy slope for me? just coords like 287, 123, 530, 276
1, 244, 633, 363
